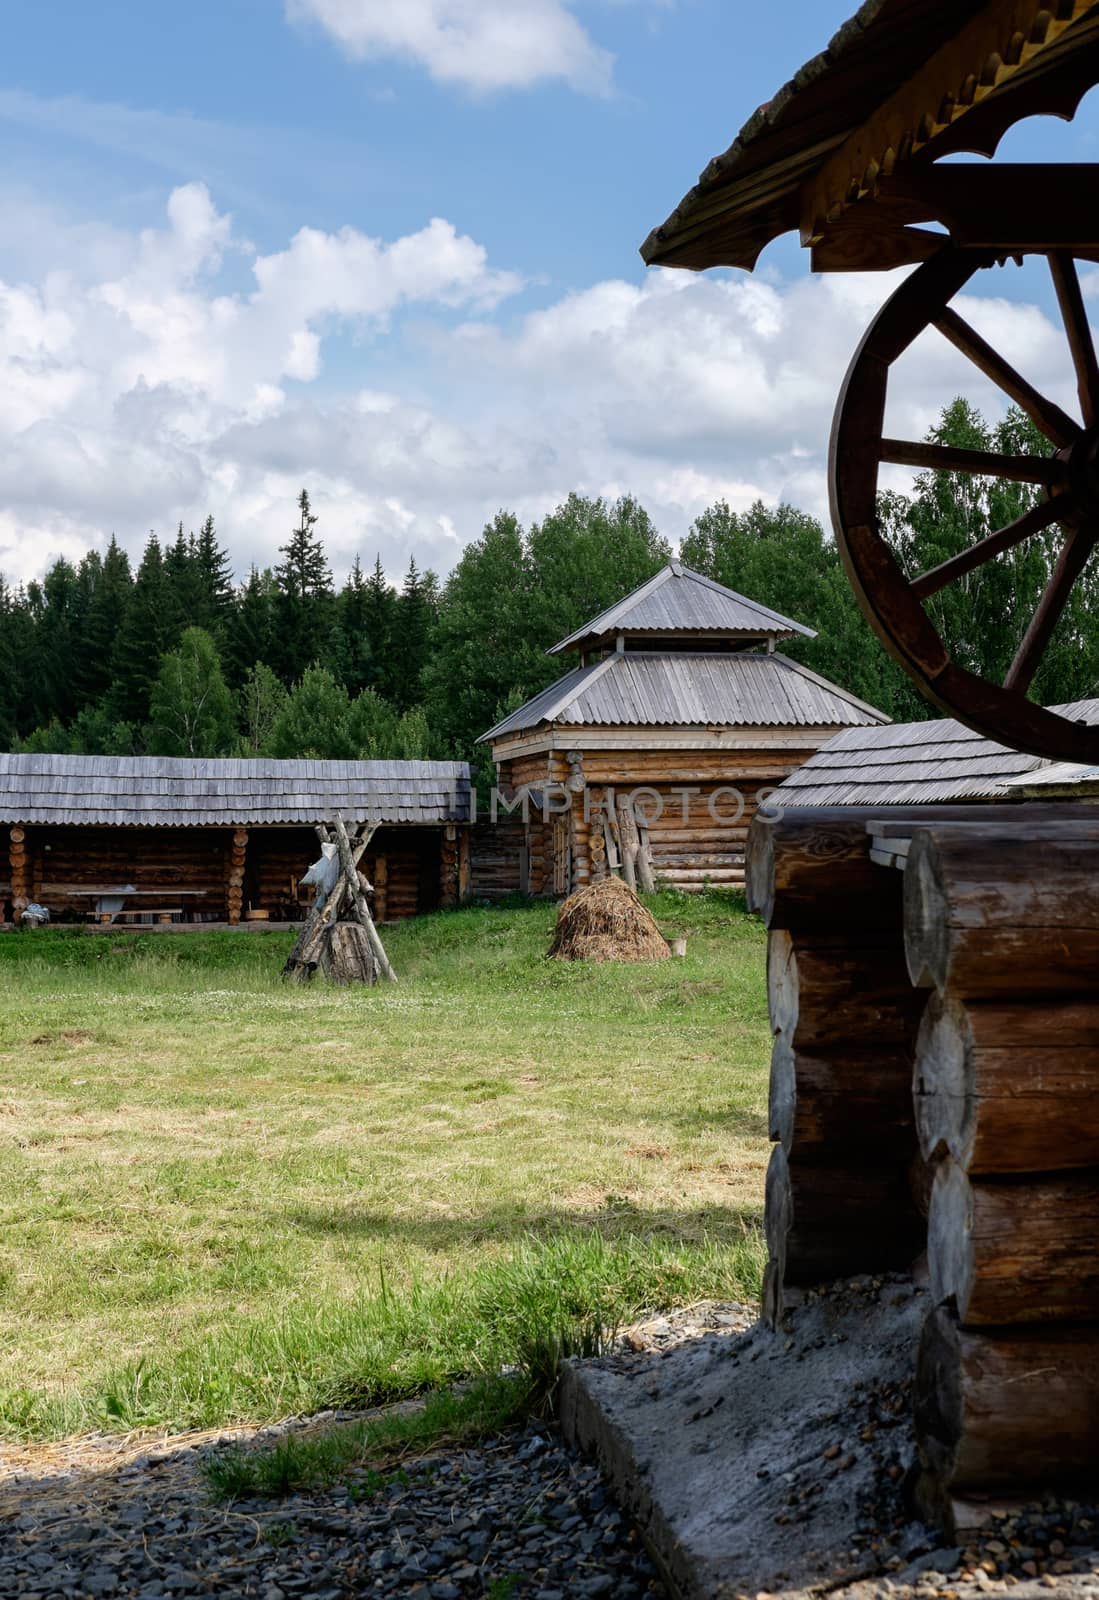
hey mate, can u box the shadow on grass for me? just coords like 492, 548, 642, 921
287, 1201, 763, 1252
672, 1103, 770, 1140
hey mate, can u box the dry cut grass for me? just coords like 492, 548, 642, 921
0, 891, 771, 1439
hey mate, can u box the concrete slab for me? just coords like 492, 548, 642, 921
560, 1275, 932, 1599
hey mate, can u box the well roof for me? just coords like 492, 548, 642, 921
547, 561, 815, 655
775, 699, 1099, 806
480, 650, 887, 744
0, 754, 471, 828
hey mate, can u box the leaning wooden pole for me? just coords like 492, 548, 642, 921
333, 813, 397, 984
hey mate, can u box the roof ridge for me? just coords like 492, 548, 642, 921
546, 566, 676, 655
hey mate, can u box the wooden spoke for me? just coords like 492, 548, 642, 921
880, 438, 1065, 485
1005, 520, 1099, 694
934, 307, 1080, 448
1049, 251, 1099, 429
910, 495, 1068, 601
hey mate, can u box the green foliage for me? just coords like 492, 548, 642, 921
681, 498, 916, 717
237, 661, 289, 756
147, 627, 236, 757
884, 399, 1099, 708
266, 664, 353, 759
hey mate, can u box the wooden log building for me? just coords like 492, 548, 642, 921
480, 560, 887, 895
0, 754, 472, 926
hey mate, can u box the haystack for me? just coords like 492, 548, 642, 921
548, 877, 669, 963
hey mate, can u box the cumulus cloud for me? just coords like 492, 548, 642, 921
0, 180, 1085, 593
286, 0, 614, 94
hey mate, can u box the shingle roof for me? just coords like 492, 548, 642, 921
547, 562, 815, 656
0, 755, 472, 827
777, 699, 1099, 807
480, 651, 888, 743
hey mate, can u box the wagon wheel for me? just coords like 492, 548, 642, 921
830, 245, 1099, 764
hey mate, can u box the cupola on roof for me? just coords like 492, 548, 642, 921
547, 561, 816, 656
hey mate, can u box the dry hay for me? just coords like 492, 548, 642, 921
548, 877, 670, 963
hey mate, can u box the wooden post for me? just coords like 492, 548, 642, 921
9, 827, 28, 922
440, 825, 459, 910
615, 796, 639, 891
457, 828, 471, 903
226, 828, 248, 924
374, 854, 388, 923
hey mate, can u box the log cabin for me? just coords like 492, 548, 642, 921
479, 560, 888, 895
0, 754, 472, 926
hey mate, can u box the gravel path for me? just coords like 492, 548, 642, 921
0, 1304, 759, 1600
0, 1418, 665, 1600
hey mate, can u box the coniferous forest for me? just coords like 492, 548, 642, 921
4, 403, 1099, 778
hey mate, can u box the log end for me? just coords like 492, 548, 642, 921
768, 1033, 796, 1148
745, 817, 775, 925
914, 992, 975, 1167
927, 1159, 974, 1318
904, 832, 949, 990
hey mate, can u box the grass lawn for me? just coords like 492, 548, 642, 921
0, 891, 770, 1441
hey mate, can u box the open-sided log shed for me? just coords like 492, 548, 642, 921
645, 0, 1099, 1530
0, 754, 472, 927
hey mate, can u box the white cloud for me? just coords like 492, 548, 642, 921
286, 0, 614, 94
0, 181, 1086, 598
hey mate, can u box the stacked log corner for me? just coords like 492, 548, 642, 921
747, 809, 925, 1326
226, 827, 248, 924
906, 820, 1099, 1520
9, 827, 27, 922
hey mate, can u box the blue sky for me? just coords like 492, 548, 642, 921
2, 0, 1098, 588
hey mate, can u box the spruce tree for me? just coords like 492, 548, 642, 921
108, 534, 176, 725
164, 523, 203, 639
386, 556, 435, 711
194, 514, 234, 637
227, 567, 277, 688
274, 490, 334, 682
363, 556, 396, 693
0, 578, 18, 746
78, 537, 133, 709
334, 556, 374, 695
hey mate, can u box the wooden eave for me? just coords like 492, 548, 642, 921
642, 0, 1099, 275
490, 724, 852, 762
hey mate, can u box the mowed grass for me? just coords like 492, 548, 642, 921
0, 892, 770, 1440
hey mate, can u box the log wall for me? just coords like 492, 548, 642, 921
903, 819, 1099, 1518
494, 743, 814, 897
746, 808, 928, 1323
751, 804, 1099, 1525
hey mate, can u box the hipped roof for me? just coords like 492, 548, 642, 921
776, 699, 1099, 806
480, 650, 887, 743
0, 754, 472, 828
548, 561, 815, 655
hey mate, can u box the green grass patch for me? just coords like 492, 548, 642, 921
0, 891, 769, 1440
